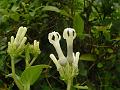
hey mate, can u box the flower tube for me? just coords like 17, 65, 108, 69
63, 28, 76, 64
48, 31, 67, 66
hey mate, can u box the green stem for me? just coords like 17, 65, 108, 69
25, 49, 30, 68
24, 82, 30, 90
29, 56, 37, 66
11, 57, 23, 90
25, 55, 30, 68
67, 79, 72, 90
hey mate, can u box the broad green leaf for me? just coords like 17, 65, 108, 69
73, 12, 84, 39
60, 10, 71, 17
80, 54, 96, 61
41, 6, 71, 17
42, 6, 60, 13
21, 65, 50, 85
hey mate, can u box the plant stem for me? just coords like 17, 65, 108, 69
67, 79, 72, 90
11, 57, 23, 90
24, 82, 30, 90
29, 56, 37, 66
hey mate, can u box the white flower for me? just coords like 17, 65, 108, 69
48, 31, 67, 66
32, 40, 41, 56
63, 28, 76, 64
8, 26, 27, 57
48, 28, 80, 82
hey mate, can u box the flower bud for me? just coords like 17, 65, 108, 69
50, 54, 61, 70
33, 40, 41, 56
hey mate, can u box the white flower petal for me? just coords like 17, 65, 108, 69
73, 52, 80, 68
48, 31, 66, 62
11, 36, 14, 44
63, 28, 76, 64
50, 54, 61, 70
63, 28, 76, 39
48, 31, 61, 44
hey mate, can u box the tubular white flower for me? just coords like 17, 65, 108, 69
48, 31, 67, 66
17, 37, 27, 51
33, 40, 41, 55
34, 40, 37, 46
11, 36, 14, 44
14, 27, 27, 45
50, 54, 61, 70
73, 52, 80, 69
48, 28, 80, 85
63, 28, 76, 64
8, 26, 27, 57
15, 27, 23, 42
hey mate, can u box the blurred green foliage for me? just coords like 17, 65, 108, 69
0, 0, 120, 90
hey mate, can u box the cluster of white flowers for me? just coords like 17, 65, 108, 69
48, 28, 80, 82
8, 27, 27, 57
30, 40, 41, 57
7, 26, 40, 58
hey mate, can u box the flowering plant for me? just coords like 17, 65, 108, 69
7, 26, 49, 90
48, 28, 80, 90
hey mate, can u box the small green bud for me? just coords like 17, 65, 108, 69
33, 40, 41, 56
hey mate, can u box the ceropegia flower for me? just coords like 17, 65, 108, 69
7, 26, 27, 57
48, 28, 80, 83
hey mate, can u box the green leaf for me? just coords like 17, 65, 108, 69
73, 12, 84, 39
112, 37, 120, 40
106, 54, 116, 60
29, 11, 35, 17
97, 63, 103, 68
42, 6, 60, 13
74, 84, 88, 89
59, 10, 71, 17
80, 54, 96, 61
103, 30, 111, 41
21, 65, 50, 85
107, 48, 113, 53
1, 15, 9, 22
11, 5, 18, 12
10, 13, 20, 21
